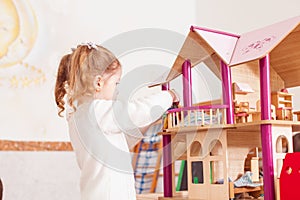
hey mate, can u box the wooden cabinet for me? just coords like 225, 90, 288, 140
271, 92, 293, 120
294, 111, 300, 121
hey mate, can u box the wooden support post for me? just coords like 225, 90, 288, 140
162, 83, 173, 197
182, 59, 192, 107
221, 60, 234, 124
260, 55, 275, 200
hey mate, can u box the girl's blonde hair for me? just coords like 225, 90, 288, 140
54, 44, 121, 117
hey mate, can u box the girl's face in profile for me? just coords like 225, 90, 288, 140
100, 68, 122, 100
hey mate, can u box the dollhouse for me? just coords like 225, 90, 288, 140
155, 16, 300, 200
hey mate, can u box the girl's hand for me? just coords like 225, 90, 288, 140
168, 89, 180, 103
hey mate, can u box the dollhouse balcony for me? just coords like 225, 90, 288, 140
163, 105, 228, 130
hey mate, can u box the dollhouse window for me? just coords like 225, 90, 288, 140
190, 141, 202, 157
276, 135, 289, 153
276, 135, 289, 177
209, 140, 223, 156
210, 161, 224, 184
208, 140, 224, 184
191, 161, 204, 184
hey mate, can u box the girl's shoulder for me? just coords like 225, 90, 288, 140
91, 99, 118, 115
92, 99, 115, 110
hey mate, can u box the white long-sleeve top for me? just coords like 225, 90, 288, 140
67, 91, 173, 200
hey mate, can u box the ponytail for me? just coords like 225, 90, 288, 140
55, 44, 121, 117
55, 54, 71, 117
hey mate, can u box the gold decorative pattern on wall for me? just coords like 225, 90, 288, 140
6, 61, 46, 88
0, 0, 46, 88
0, 140, 73, 151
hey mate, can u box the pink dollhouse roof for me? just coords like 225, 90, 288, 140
165, 15, 300, 88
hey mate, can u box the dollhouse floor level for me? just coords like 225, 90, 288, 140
137, 193, 264, 200
157, 120, 300, 200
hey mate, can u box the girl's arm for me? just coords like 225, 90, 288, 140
93, 90, 174, 133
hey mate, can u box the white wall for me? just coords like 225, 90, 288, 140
0, 0, 197, 141
0, 152, 80, 200
195, 0, 300, 34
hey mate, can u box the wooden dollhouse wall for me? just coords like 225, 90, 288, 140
226, 129, 261, 181
270, 24, 300, 88
231, 60, 285, 110
186, 129, 229, 200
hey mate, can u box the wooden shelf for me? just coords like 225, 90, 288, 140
277, 92, 293, 97
271, 91, 294, 120
279, 100, 292, 104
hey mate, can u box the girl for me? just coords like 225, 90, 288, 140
54, 43, 178, 200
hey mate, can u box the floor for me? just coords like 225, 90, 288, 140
136, 193, 264, 200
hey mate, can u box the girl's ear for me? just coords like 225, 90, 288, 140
93, 75, 103, 91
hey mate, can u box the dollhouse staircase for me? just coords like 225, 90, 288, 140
132, 124, 163, 194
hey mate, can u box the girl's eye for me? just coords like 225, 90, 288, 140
116, 82, 120, 85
